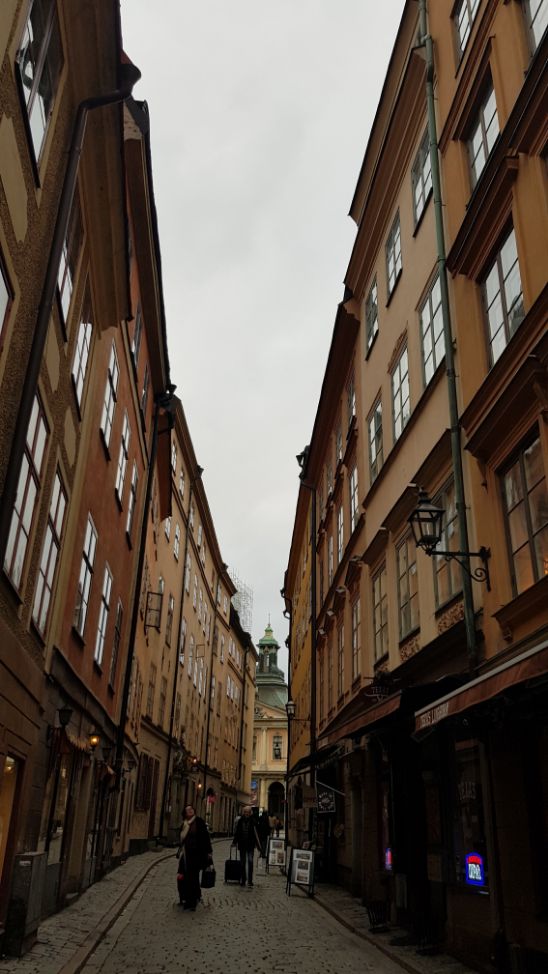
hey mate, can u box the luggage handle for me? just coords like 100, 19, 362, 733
230, 845, 239, 860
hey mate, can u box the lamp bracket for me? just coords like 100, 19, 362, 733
425, 546, 491, 591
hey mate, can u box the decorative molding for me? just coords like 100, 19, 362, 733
399, 634, 421, 662
437, 599, 465, 635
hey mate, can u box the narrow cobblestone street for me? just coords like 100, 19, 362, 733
80, 840, 402, 974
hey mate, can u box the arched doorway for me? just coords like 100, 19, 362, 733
268, 781, 285, 816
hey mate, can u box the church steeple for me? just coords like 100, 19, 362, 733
257, 623, 283, 677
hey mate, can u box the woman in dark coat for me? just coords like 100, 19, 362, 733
177, 804, 212, 910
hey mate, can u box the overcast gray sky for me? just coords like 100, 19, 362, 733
121, 1, 405, 677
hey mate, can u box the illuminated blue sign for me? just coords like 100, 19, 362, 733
465, 852, 485, 887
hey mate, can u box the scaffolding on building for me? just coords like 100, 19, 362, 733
229, 569, 254, 634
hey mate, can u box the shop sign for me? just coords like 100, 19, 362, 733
465, 852, 485, 887
417, 701, 450, 730
384, 847, 392, 871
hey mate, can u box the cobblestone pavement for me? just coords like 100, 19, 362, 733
81, 839, 403, 974
0, 839, 479, 974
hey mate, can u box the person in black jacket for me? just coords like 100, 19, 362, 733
177, 804, 212, 910
257, 810, 271, 857
233, 805, 260, 887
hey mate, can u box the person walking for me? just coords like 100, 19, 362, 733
257, 809, 271, 858
274, 816, 282, 837
233, 805, 260, 887
177, 804, 212, 910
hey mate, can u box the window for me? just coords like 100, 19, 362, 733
164, 516, 171, 541
166, 593, 174, 646
115, 412, 130, 502
502, 432, 548, 595
74, 515, 97, 636
187, 634, 194, 677
126, 463, 138, 538
524, 0, 547, 49
179, 469, 185, 497
337, 625, 344, 698
131, 303, 143, 363
197, 524, 203, 547
174, 523, 181, 560
468, 83, 499, 188
337, 505, 344, 563
372, 565, 388, 662
386, 213, 402, 296
483, 228, 524, 365
179, 616, 187, 665
100, 342, 119, 447
412, 131, 432, 224
454, 0, 481, 56
32, 471, 66, 633
368, 399, 383, 482
146, 663, 157, 719
16, 0, 63, 161
397, 535, 419, 639
71, 299, 93, 408
158, 677, 168, 727
420, 276, 445, 385
328, 536, 334, 585
185, 554, 191, 594
351, 599, 361, 682
433, 482, 461, 606
193, 574, 197, 608
365, 278, 379, 351
140, 364, 150, 416
171, 441, 177, 473
347, 373, 356, 427
94, 565, 112, 665
392, 346, 410, 441
109, 599, 123, 686
273, 735, 282, 760
4, 395, 48, 588
327, 463, 334, 497
335, 423, 343, 464
57, 196, 82, 327
349, 466, 359, 533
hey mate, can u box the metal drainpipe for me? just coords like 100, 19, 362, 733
0, 67, 140, 567
202, 584, 220, 818
417, 0, 478, 670
158, 469, 201, 841
114, 387, 175, 785
300, 477, 317, 836
283, 595, 292, 852
237, 642, 249, 792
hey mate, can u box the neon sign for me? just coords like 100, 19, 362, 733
465, 852, 485, 887
384, 847, 393, 871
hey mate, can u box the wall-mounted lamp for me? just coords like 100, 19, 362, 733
285, 700, 310, 723
88, 731, 100, 752
408, 489, 491, 590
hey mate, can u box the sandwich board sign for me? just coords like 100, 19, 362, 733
286, 847, 314, 897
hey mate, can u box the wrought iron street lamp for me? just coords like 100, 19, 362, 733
408, 489, 491, 590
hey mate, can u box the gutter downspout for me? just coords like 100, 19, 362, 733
202, 580, 221, 819
158, 466, 202, 840
283, 593, 292, 853
417, 0, 478, 671
0, 65, 141, 566
300, 477, 317, 839
237, 640, 249, 793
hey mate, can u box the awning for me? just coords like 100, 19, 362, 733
322, 691, 402, 746
414, 638, 548, 733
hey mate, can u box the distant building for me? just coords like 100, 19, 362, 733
251, 624, 288, 816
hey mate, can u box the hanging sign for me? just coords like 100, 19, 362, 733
316, 780, 337, 814
465, 852, 485, 887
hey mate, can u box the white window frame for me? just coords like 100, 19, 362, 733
71, 311, 92, 408
386, 213, 402, 296
365, 277, 379, 352
349, 466, 359, 534
94, 564, 112, 665
4, 394, 48, 589
351, 598, 361, 682
392, 346, 410, 441
115, 411, 130, 502
420, 276, 445, 385
74, 515, 97, 636
126, 462, 138, 537
468, 82, 499, 188
100, 341, 119, 447
412, 130, 432, 224
32, 469, 66, 633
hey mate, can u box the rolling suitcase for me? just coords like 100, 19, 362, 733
224, 845, 242, 883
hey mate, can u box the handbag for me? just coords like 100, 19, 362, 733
200, 864, 216, 889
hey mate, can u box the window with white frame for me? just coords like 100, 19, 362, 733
524, 0, 547, 49
140, 363, 150, 416
193, 574, 197, 608
171, 441, 177, 472
115, 412, 130, 502
351, 598, 361, 682
420, 275, 445, 385
174, 523, 180, 559
109, 599, 123, 686
74, 515, 97, 636
16, 0, 64, 161
365, 278, 379, 351
328, 535, 334, 586
327, 463, 334, 497
347, 373, 356, 427
386, 213, 402, 296
349, 466, 359, 534
189, 502, 195, 529
185, 554, 191, 593
392, 346, 410, 441
468, 82, 499, 188
337, 505, 344, 563
126, 463, 138, 538
454, 0, 481, 56
337, 624, 344, 698
71, 299, 93, 408
483, 227, 524, 366
412, 131, 432, 224
373, 564, 388, 662
397, 535, 419, 639
131, 303, 143, 364
100, 342, 119, 447
166, 593, 174, 646
4, 394, 49, 589
368, 398, 383, 482
197, 524, 203, 546
32, 469, 66, 633
94, 564, 112, 665
179, 469, 185, 497
57, 196, 82, 327
187, 634, 194, 676
433, 481, 461, 607
502, 431, 548, 595
179, 616, 187, 665
336, 423, 343, 464
164, 516, 171, 541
